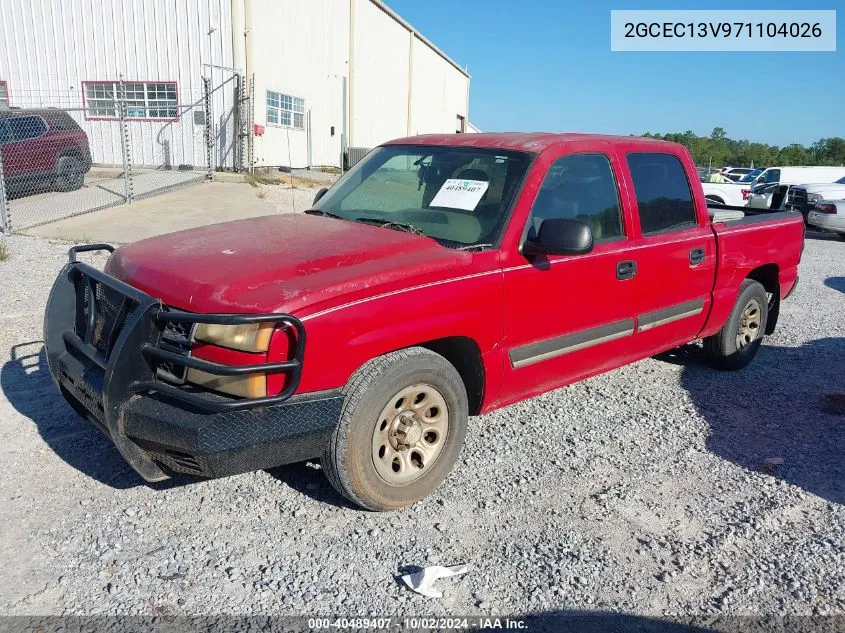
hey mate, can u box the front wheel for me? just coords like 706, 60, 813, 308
322, 347, 468, 511
704, 279, 768, 371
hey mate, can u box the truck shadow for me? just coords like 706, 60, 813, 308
660, 338, 845, 506
266, 463, 355, 509
1, 342, 193, 490
2, 341, 352, 505
824, 277, 845, 294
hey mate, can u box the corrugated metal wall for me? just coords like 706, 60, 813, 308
0, 0, 235, 168
248, 0, 470, 169
349, 0, 411, 150
410, 38, 469, 137
0, 0, 470, 171
249, 0, 349, 169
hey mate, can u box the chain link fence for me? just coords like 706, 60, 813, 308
0, 74, 250, 233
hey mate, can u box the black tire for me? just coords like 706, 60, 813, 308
705, 196, 725, 205
704, 279, 768, 371
54, 155, 85, 192
322, 347, 468, 511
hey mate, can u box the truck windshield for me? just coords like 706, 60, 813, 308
312, 145, 532, 248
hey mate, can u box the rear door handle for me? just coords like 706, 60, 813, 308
689, 248, 706, 265
616, 260, 637, 280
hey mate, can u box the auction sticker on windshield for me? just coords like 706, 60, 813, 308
430, 179, 489, 211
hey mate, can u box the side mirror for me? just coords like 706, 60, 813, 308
313, 187, 328, 204
523, 218, 593, 257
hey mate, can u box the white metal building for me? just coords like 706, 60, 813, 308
0, 0, 472, 170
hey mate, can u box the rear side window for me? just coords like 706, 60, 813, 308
6, 116, 48, 141
627, 152, 697, 234
529, 153, 624, 241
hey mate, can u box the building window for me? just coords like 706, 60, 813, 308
266, 91, 304, 129
0, 81, 9, 107
83, 81, 178, 120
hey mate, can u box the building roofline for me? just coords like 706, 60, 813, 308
370, 0, 470, 78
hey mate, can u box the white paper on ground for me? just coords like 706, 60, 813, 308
400, 564, 469, 598
429, 179, 489, 211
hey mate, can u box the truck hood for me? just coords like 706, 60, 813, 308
106, 214, 468, 314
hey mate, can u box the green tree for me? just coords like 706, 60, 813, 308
640, 129, 845, 167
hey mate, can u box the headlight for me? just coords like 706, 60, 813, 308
193, 322, 274, 352
187, 322, 276, 397
807, 193, 823, 203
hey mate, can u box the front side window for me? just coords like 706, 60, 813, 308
627, 152, 697, 234
6, 116, 47, 141
528, 153, 624, 242
83, 81, 177, 119
0, 81, 9, 107
313, 145, 532, 248
267, 91, 304, 128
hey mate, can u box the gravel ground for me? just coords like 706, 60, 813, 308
259, 171, 340, 214
0, 231, 843, 622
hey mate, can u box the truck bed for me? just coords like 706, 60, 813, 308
699, 206, 804, 339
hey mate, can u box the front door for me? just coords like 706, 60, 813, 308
499, 149, 638, 404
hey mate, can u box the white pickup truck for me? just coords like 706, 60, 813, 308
701, 180, 752, 206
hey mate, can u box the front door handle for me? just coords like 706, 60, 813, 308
689, 247, 706, 265
616, 260, 637, 280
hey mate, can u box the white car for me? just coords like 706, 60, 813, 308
807, 200, 845, 238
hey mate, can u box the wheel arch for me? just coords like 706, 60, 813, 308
746, 263, 780, 334
417, 336, 485, 416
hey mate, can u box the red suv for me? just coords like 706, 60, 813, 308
0, 108, 92, 192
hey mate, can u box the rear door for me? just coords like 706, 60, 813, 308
621, 150, 716, 355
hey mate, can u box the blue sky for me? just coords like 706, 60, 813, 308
385, 0, 842, 146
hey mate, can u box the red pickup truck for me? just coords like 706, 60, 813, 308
44, 133, 804, 510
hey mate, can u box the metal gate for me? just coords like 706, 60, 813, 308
0, 74, 251, 233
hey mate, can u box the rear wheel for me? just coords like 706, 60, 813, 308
54, 155, 85, 191
704, 279, 768, 371
322, 347, 468, 511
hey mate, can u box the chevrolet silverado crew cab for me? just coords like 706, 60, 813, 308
45, 133, 804, 511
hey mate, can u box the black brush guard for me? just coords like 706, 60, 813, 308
44, 244, 340, 482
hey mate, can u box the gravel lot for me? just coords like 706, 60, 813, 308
0, 231, 843, 622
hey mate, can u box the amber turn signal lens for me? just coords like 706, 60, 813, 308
193, 322, 274, 352
184, 369, 267, 398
